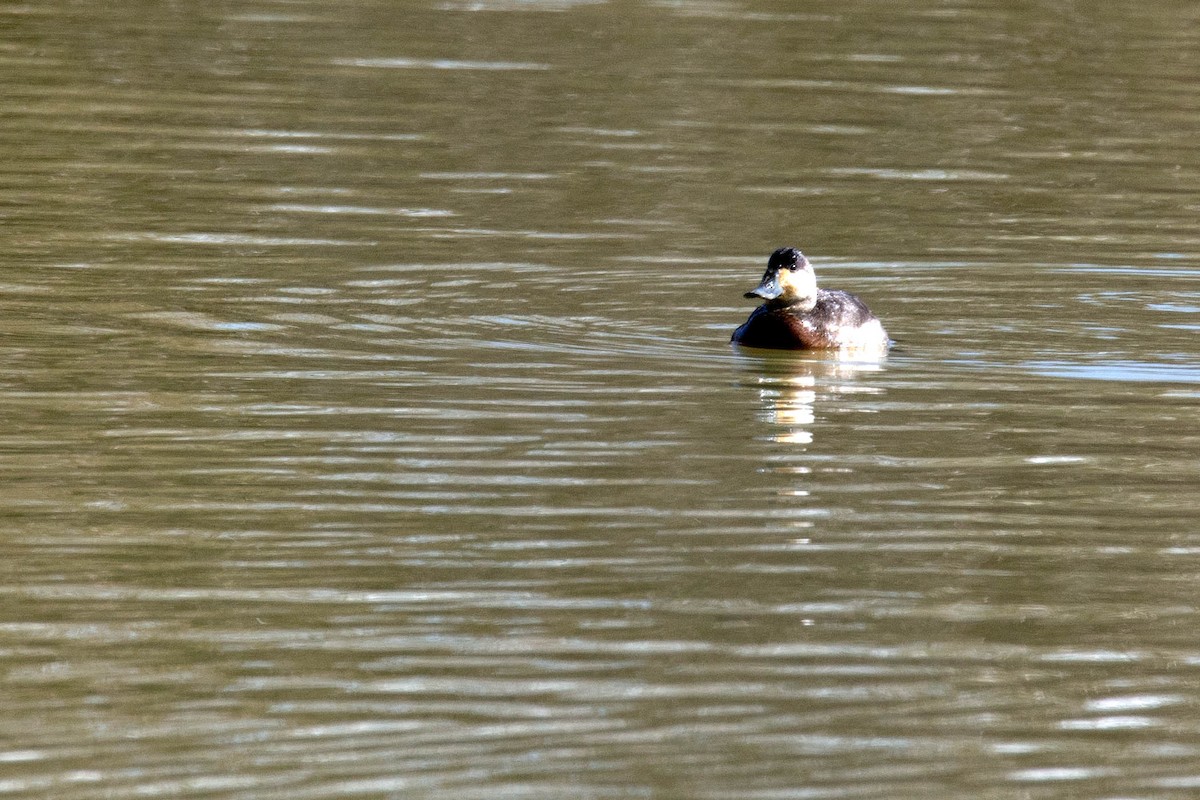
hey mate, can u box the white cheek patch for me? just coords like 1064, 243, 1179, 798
778, 269, 817, 301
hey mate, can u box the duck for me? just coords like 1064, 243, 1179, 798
731, 246, 889, 351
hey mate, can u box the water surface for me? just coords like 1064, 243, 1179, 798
3, 1, 1200, 797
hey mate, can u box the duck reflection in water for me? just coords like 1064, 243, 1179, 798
739, 351, 886, 445
732, 247, 890, 352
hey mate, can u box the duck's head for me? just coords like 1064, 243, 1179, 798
744, 246, 817, 309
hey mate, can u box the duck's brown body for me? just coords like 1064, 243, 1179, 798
732, 289, 885, 350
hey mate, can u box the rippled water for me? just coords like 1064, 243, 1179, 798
4, 1, 1200, 797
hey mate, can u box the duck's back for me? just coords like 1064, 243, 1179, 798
732, 289, 887, 350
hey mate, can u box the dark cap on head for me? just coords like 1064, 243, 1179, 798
767, 247, 806, 271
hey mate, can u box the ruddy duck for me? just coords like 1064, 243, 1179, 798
731, 247, 889, 351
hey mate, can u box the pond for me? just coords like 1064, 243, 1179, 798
3, 1, 1200, 797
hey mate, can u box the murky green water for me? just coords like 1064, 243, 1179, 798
4, 1, 1200, 797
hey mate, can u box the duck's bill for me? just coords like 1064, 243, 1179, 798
744, 273, 782, 300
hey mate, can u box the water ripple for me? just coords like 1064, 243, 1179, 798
332, 57, 551, 71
